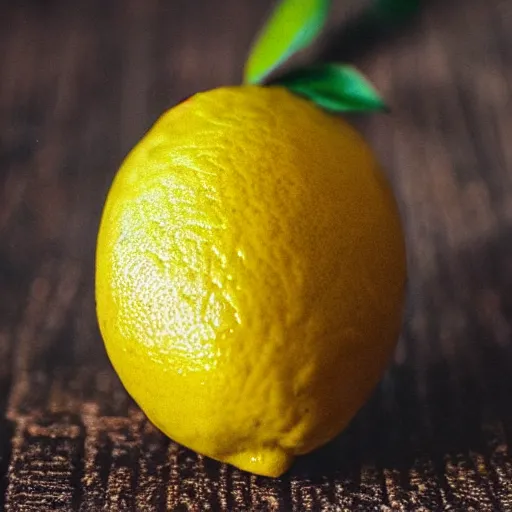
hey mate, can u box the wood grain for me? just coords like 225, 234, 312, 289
1, 0, 512, 509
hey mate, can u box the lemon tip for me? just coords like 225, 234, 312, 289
222, 446, 294, 478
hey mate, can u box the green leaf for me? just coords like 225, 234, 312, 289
244, 0, 331, 85
272, 63, 387, 113
372, 0, 421, 24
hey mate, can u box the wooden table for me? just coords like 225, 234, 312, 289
1, 0, 512, 509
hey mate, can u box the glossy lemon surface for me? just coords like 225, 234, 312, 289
96, 86, 406, 477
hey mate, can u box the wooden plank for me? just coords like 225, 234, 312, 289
5, 417, 83, 511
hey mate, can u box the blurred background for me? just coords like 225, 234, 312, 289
1, 0, 512, 509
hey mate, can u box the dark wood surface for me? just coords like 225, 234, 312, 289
2, 0, 512, 510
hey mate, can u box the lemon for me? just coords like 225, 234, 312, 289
95, 85, 406, 477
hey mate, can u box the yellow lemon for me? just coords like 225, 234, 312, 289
95, 86, 406, 477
